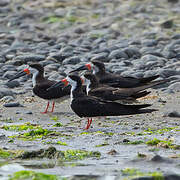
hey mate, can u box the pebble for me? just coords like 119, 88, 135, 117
5, 80, 20, 88
0, 88, 15, 98
0, 96, 14, 102
62, 56, 81, 65
14, 54, 46, 63
3, 102, 23, 107
168, 82, 180, 92
108, 49, 129, 59
163, 110, 180, 118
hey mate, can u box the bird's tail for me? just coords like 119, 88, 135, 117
139, 75, 159, 83
131, 91, 151, 99
132, 79, 168, 92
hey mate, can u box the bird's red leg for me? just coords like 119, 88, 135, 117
51, 101, 55, 112
89, 118, 92, 128
41, 101, 50, 114
85, 118, 93, 130
85, 118, 90, 130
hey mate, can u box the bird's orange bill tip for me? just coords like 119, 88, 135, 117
24, 68, 30, 75
61, 78, 68, 86
85, 63, 91, 70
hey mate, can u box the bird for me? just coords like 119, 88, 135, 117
82, 72, 167, 104
60, 74, 156, 130
9, 63, 70, 113
70, 60, 161, 88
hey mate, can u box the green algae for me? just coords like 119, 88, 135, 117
56, 141, 67, 146
143, 127, 178, 135
43, 15, 87, 25
121, 168, 164, 180
0, 149, 12, 158
0, 149, 23, 159
17, 147, 101, 162
59, 149, 101, 162
146, 138, 180, 149
53, 123, 63, 127
8, 127, 59, 141
79, 131, 114, 136
146, 138, 172, 146
2, 122, 40, 131
9, 170, 65, 180
95, 142, 109, 147
124, 140, 144, 145
50, 116, 59, 121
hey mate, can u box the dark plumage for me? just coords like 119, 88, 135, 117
83, 72, 166, 103
9, 63, 70, 113
70, 60, 160, 88
62, 74, 156, 129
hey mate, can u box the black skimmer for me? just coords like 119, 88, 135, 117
82, 72, 167, 104
70, 60, 160, 88
60, 74, 156, 129
9, 63, 70, 113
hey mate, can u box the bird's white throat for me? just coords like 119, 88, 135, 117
29, 67, 39, 87
85, 79, 91, 95
66, 77, 77, 102
93, 65, 99, 74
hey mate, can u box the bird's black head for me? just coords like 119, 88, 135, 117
91, 60, 105, 72
28, 63, 44, 74
84, 72, 97, 82
68, 74, 82, 86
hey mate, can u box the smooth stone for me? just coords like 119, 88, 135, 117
5, 54, 15, 60
60, 46, 73, 53
3, 102, 23, 107
25, 111, 33, 115
16, 110, 33, 114
150, 155, 170, 162
5, 80, 20, 88
140, 47, 156, 55
124, 47, 141, 58
172, 34, 180, 39
1, 65, 17, 72
2, 71, 18, 79
163, 110, 180, 118
14, 54, 46, 63
141, 54, 159, 62
0, 55, 6, 63
0, 0, 9, 6
44, 64, 60, 72
54, 8, 66, 17
159, 69, 180, 78
161, 19, 173, 28
142, 39, 158, 47
0, 96, 14, 102
0, 88, 15, 98
91, 52, 109, 62
168, 0, 179, 2
62, 56, 81, 65
144, 51, 164, 58
7, 60, 24, 66
168, 82, 180, 92
108, 49, 129, 59
162, 88, 175, 94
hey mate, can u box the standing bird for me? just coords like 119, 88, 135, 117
82, 72, 167, 104
70, 60, 160, 88
60, 74, 156, 129
9, 63, 70, 113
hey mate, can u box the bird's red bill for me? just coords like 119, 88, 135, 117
24, 68, 30, 75
61, 78, 69, 86
85, 63, 91, 70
